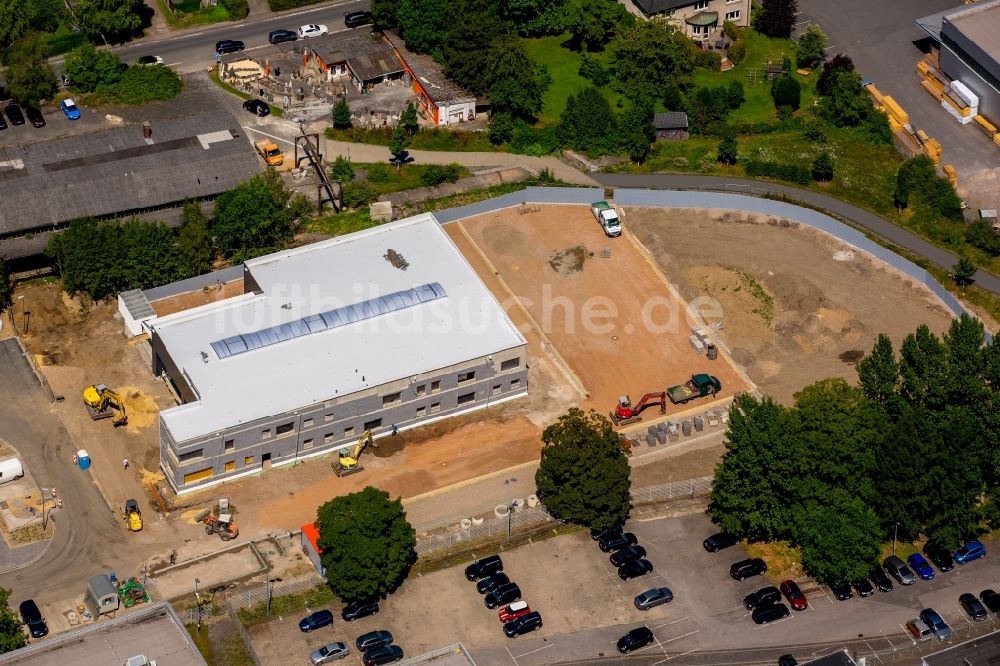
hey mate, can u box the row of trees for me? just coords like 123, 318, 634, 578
710, 315, 998, 584
47, 172, 309, 300
0, 0, 147, 48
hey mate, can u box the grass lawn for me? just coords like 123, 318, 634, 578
303, 209, 382, 237
523, 35, 624, 126
157, 0, 230, 28
355, 163, 471, 195
40, 22, 87, 58
187, 623, 256, 666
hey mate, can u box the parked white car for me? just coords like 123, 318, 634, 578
298, 24, 328, 37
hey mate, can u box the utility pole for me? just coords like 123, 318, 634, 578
195, 578, 201, 630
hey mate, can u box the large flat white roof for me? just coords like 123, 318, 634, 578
152, 213, 525, 442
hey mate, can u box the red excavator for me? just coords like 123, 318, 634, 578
610, 392, 666, 426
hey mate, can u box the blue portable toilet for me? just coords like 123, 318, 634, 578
76, 450, 91, 470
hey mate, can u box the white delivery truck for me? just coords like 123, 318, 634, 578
0, 458, 24, 485
591, 201, 622, 237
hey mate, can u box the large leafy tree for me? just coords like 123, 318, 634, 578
874, 407, 935, 541
212, 171, 297, 262
898, 324, 949, 409
794, 487, 882, 585
3, 32, 54, 107
498, 0, 566, 36
331, 97, 353, 129
755, 0, 797, 38
709, 394, 795, 541
0, 588, 25, 653
0, 0, 60, 47
483, 36, 546, 120
795, 24, 826, 69
617, 102, 655, 163
75, 0, 144, 42
442, 0, 509, 94
819, 68, 870, 127
395, 0, 451, 54
565, 0, 629, 52
857, 334, 901, 414
557, 86, 617, 153
178, 200, 213, 276
613, 21, 694, 101
535, 408, 631, 530
63, 42, 124, 93
370, 0, 398, 28
316, 486, 416, 602
770, 74, 801, 112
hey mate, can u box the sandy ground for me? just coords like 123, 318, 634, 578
454, 205, 752, 417
148, 278, 245, 317
626, 207, 957, 404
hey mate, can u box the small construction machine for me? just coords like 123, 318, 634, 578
196, 499, 239, 541
611, 392, 666, 426
122, 499, 142, 531
333, 430, 376, 477
83, 384, 128, 427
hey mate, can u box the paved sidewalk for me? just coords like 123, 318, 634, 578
322, 139, 600, 187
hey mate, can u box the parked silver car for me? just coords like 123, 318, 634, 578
634, 587, 673, 611
310, 642, 349, 664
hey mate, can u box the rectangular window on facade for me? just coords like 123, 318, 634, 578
303, 418, 314, 428
224, 439, 235, 452
431, 402, 441, 413
511, 378, 521, 389
345, 426, 355, 437
500, 358, 520, 372
492, 385, 502, 396
179, 449, 204, 463
457, 392, 475, 406
262, 429, 272, 440
325, 433, 335, 444
224, 460, 235, 472
276, 422, 294, 436
694, 0, 708, 8
457, 371, 475, 384
183, 467, 213, 484
382, 392, 401, 407
244, 456, 254, 465
325, 413, 334, 422
324, 399, 334, 408
303, 438, 314, 449
416, 384, 426, 396
416, 406, 427, 416
431, 380, 441, 393
364, 418, 382, 431
725, 10, 740, 19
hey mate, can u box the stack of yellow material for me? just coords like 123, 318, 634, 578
920, 78, 944, 101
995, 133, 1000, 149
882, 96, 909, 125
864, 83, 884, 105
942, 90, 974, 117
974, 114, 997, 138
917, 60, 931, 76
942, 164, 958, 188
924, 138, 943, 164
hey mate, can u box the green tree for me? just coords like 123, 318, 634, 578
857, 334, 900, 414
488, 111, 517, 144
3, 32, 54, 107
388, 125, 410, 159
795, 24, 826, 69
817, 53, 854, 95
370, 0, 398, 28
0, 587, 26, 653
212, 171, 296, 261
617, 103, 654, 163
178, 200, 212, 276
396, 0, 451, 53
534, 408, 631, 530
0, 258, 11, 312
811, 151, 833, 181
331, 97, 353, 129
966, 220, 1000, 256
442, 0, 509, 94
953, 257, 977, 287
498, 0, 568, 36
579, 54, 610, 86
75, 0, 145, 42
0, 0, 60, 47
709, 394, 795, 541
315, 486, 416, 602
112, 64, 182, 104
769, 74, 801, 113
565, 0, 628, 51
943, 314, 989, 405
613, 21, 694, 101
819, 68, 870, 127
892, 155, 962, 220
399, 102, 419, 136
220, 0, 248, 19
898, 325, 949, 410
726, 80, 745, 109
483, 36, 546, 120
717, 127, 737, 165
330, 156, 355, 183
662, 85, 682, 111
921, 407, 986, 547
861, 108, 892, 145
755, 0, 797, 38
63, 42, 124, 93
794, 487, 882, 584
873, 407, 934, 540
557, 86, 617, 153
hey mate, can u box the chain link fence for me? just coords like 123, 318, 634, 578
175, 574, 324, 625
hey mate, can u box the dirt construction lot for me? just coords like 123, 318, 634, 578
451, 205, 752, 418
626, 207, 957, 404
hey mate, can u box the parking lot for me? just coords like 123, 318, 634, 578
249, 507, 1000, 666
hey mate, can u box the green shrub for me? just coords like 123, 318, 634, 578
366, 162, 392, 183
329, 156, 355, 183
728, 39, 747, 65
112, 65, 182, 104
744, 160, 811, 185
419, 164, 465, 186
811, 151, 833, 181
770, 74, 801, 112
267, 0, 323, 9
967, 221, 1000, 256
722, 20, 740, 41
578, 54, 610, 87
694, 49, 722, 70
221, 0, 249, 18
342, 182, 378, 209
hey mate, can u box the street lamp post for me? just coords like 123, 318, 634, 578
40, 488, 49, 531
507, 501, 517, 540
195, 578, 201, 630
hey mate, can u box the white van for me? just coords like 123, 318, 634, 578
0, 458, 24, 485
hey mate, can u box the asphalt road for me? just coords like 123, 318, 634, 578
93, 0, 369, 74
0, 339, 128, 616
594, 172, 1000, 296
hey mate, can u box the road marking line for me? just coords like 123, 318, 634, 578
661, 629, 699, 644
505, 645, 518, 665
653, 616, 689, 629
242, 127, 296, 147
758, 616, 793, 628
166, 62, 182, 67
653, 648, 699, 664
824, 44, 838, 50
512, 644, 553, 660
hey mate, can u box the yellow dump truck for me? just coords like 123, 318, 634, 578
254, 138, 284, 167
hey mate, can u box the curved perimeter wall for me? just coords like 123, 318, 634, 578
435, 186, 974, 327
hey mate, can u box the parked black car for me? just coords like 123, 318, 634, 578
599, 532, 638, 553
215, 39, 246, 54
743, 586, 781, 610
476, 572, 510, 595
344, 11, 373, 28
703, 532, 739, 552
503, 611, 543, 637
243, 99, 270, 117
268, 29, 298, 44
5, 104, 25, 126
610, 545, 647, 567
356, 630, 393, 651
590, 522, 623, 541
960, 593, 987, 621
924, 543, 955, 573
25, 107, 44, 127
830, 583, 853, 600
485, 583, 521, 609
616, 627, 654, 654
752, 603, 790, 624
617, 559, 653, 581
299, 609, 334, 632
18, 600, 47, 638
341, 600, 379, 621
465, 555, 503, 581
0, 113, 7, 130
778, 655, 798, 666
869, 569, 893, 593
362, 645, 403, 666
730, 558, 766, 581
980, 589, 1000, 615
852, 579, 874, 598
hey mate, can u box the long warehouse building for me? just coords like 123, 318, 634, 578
142, 213, 528, 494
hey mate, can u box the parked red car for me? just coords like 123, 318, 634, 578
780, 580, 808, 611
498, 601, 531, 623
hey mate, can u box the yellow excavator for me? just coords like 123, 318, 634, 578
83, 384, 128, 427
333, 430, 377, 477
122, 498, 143, 531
